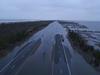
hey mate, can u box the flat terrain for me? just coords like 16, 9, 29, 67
0, 21, 73, 75
0, 21, 100, 75
0, 21, 52, 58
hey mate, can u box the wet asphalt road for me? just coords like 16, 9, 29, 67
0, 22, 72, 75
0, 21, 99, 75
0, 38, 41, 75
15, 21, 72, 75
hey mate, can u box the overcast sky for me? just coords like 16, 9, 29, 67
0, 0, 100, 21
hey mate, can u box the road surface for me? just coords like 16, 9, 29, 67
0, 21, 99, 75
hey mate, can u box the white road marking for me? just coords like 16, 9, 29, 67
62, 43, 72, 75
0, 41, 32, 73
0, 59, 14, 72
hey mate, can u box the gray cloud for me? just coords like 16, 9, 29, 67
0, 0, 100, 21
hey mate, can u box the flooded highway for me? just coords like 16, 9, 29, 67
0, 21, 100, 75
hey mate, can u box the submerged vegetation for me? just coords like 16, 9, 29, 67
0, 21, 52, 58
68, 30, 100, 69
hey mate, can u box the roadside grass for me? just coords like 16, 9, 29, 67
68, 30, 100, 67
0, 21, 52, 58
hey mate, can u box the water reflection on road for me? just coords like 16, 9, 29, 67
16, 22, 100, 75
17, 22, 71, 75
